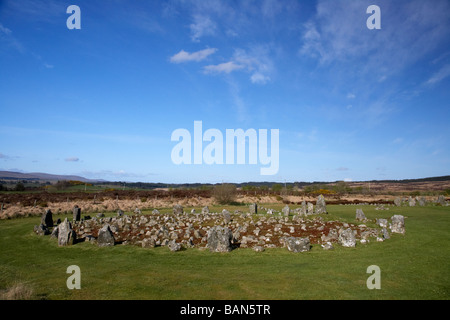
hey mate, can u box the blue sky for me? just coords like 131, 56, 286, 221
0, 0, 449, 183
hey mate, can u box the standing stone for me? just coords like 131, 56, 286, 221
50, 226, 59, 238
222, 209, 231, 224
408, 196, 416, 207
282, 205, 290, 217
41, 209, 53, 228
206, 226, 233, 252
58, 218, 76, 246
97, 224, 115, 247
418, 197, 426, 207
355, 209, 366, 221
201, 206, 209, 214
437, 195, 446, 206
173, 204, 183, 215
380, 227, 390, 240
299, 201, 307, 216
390, 215, 405, 234
249, 203, 257, 214
394, 197, 402, 207
285, 237, 311, 252
307, 202, 314, 215
315, 195, 327, 214
72, 205, 81, 222
338, 228, 356, 247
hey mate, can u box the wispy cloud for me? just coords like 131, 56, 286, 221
0, 126, 157, 145
392, 137, 404, 144
250, 72, 270, 85
425, 64, 450, 85
201, 46, 274, 84
0, 22, 24, 53
65, 157, 79, 162
170, 48, 217, 63
0, 152, 10, 160
0, 23, 12, 35
3, 0, 65, 23
233, 46, 274, 84
190, 14, 216, 42
203, 61, 244, 74
227, 79, 248, 122
300, 0, 450, 76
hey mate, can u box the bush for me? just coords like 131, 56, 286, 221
14, 183, 25, 192
55, 180, 71, 191
213, 183, 237, 204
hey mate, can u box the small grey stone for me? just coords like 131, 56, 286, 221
168, 240, 181, 252
285, 237, 311, 252
338, 228, 356, 247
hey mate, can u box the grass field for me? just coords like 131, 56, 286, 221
0, 204, 449, 300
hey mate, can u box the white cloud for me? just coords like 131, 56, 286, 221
232, 46, 274, 85
201, 47, 274, 84
170, 48, 217, 63
203, 61, 244, 74
250, 72, 270, 84
347, 93, 356, 99
426, 64, 450, 85
65, 157, 79, 162
190, 14, 216, 42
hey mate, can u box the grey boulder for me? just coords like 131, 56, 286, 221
285, 237, 311, 253
97, 224, 115, 247
206, 226, 233, 252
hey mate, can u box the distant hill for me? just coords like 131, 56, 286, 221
0, 170, 449, 188
0, 171, 104, 183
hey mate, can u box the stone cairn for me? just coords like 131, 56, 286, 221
33, 196, 405, 252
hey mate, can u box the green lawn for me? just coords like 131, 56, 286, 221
0, 204, 449, 300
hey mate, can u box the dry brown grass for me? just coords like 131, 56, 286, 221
0, 282, 33, 300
